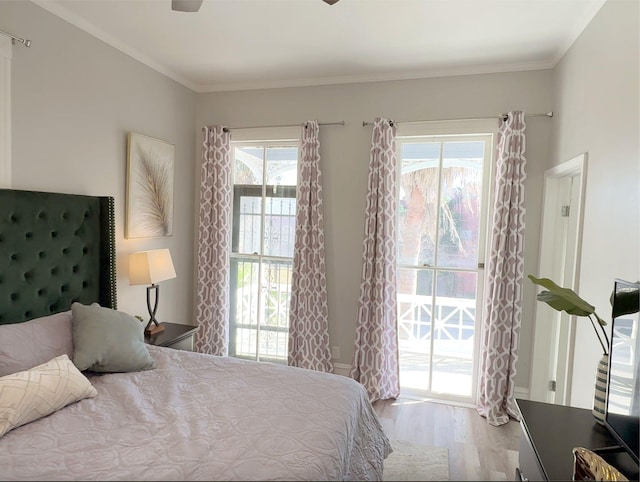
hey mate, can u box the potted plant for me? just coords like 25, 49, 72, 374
528, 275, 610, 424
528, 275, 609, 355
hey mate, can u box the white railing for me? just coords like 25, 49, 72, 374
397, 294, 477, 395
397, 293, 476, 343
233, 288, 477, 362
234, 278, 291, 360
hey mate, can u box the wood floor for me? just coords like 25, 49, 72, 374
373, 397, 521, 481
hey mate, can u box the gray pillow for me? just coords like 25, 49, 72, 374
0, 311, 74, 377
71, 302, 155, 373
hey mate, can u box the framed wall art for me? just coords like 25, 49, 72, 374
126, 132, 175, 239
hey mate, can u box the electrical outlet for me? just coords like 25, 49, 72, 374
330, 345, 340, 359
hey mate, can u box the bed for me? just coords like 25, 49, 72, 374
0, 189, 391, 481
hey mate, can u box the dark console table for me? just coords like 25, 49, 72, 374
516, 399, 639, 481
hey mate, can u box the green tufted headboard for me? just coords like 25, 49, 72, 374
0, 189, 117, 325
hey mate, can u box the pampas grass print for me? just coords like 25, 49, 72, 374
135, 143, 172, 236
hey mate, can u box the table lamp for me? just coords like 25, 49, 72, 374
129, 248, 176, 335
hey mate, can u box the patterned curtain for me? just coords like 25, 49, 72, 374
287, 121, 333, 372
477, 111, 527, 426
350, 117, 400, 402
194, 125, 232, 356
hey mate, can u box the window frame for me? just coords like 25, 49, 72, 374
229, 183, 297, 363
395, 119, 497, 405
229, 136, 300, 363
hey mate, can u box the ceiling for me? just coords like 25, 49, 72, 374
32, 0, 606, 93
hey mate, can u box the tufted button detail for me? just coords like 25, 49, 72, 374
37, 211, 46, 220
60, 284, 69, 293
38, 251, 46, 259
82, 247, 88, 254
51, 231, 58, 238
25, 232, 33, 239
62, 211, 69, 220
62, 247, 70, 255
82, 281, 89, 288
51, 267, 59, 275
23, 271, 33, 280
72, 265, 79, 273
10, 292, 18, 301
10, 214, 17, 223
24, 311, 31, 318
10, 253, 18, 261
37, 288, 46, 296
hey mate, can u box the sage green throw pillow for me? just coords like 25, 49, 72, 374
71, 302, 155, 373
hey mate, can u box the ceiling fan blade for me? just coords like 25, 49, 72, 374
322, 0, 340, 5
172, 0, 204, 12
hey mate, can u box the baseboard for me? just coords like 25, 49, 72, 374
331, 364, 532, 402
333, 362, 350, 377
515, 385, 530, 399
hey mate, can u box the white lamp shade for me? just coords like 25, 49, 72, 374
129, 249, 176, 285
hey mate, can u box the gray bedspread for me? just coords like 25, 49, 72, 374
0, 346, 391, 481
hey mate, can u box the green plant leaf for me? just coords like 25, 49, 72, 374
528, 275, 604, 323
528, 274, 609, 355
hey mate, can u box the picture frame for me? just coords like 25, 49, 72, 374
126, 132, 175, 239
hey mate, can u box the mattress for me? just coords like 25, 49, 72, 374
0, 345, 391, 481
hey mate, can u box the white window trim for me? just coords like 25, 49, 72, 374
229, 133, 300, 363
226, 126, 299, 143
397, 118, 498, 138
395, 119, 498, 405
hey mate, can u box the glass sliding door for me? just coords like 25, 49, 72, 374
397, 135, 492, 403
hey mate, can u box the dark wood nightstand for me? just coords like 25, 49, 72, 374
144, 322, 199, 351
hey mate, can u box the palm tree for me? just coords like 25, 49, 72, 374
398, 164, 480, 297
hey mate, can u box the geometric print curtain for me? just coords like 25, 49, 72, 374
476, 111, 527, 426
287, 121, 334, 372
350, 117, 401, 403
194, 125, 232, 356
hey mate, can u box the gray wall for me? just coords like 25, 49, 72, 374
2, 0, 197, 327
550, 0, 639, 407
195, 71, 555, 389
11, 0, 631, 401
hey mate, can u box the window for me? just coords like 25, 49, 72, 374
396, 123, 494, 404
229, 142, 298, 363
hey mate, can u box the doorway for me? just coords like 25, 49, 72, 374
396, 133, 493, 405
530, 153, 587, 404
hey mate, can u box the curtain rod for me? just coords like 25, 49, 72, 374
224, 120, 345, 131
0, 29, 31, 48
362, 112, 553, 127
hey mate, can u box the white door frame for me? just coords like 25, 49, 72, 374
395, 121, 497, 406
530, 153, 587, 404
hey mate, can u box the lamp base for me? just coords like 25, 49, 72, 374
143, 284, 165, 336
144, 323, 165, 336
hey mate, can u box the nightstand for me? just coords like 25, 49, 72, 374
144, 322, 199, 351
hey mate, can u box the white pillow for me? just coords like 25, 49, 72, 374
0, 354, 97, 438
